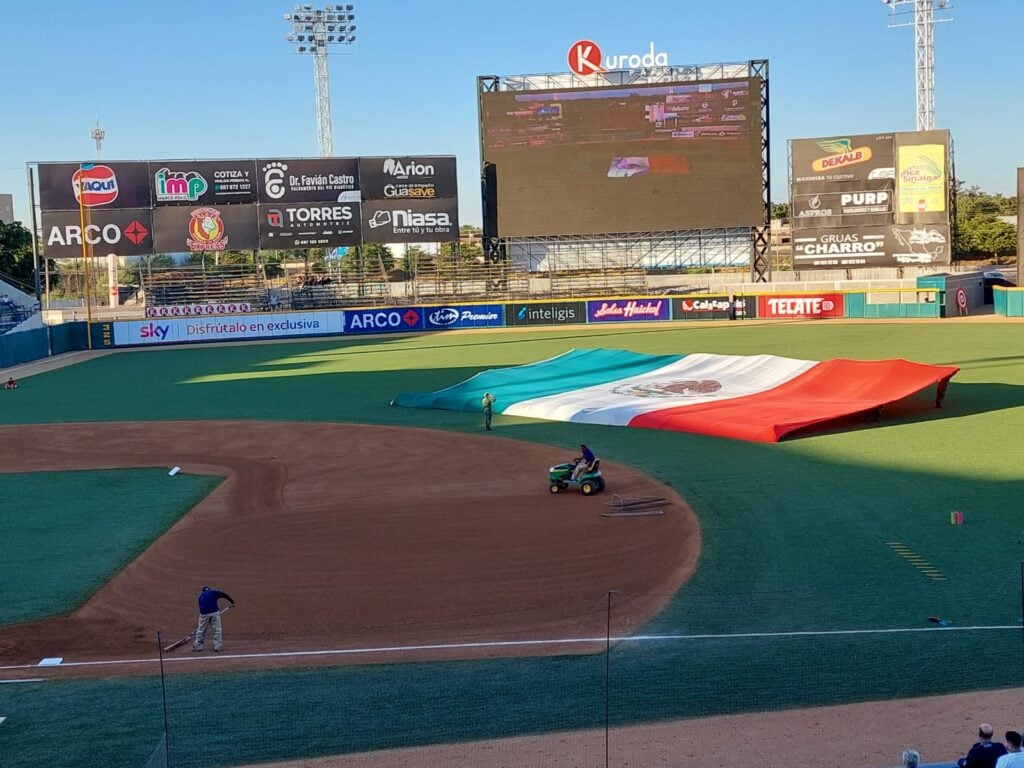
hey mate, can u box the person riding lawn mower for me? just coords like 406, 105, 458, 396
549, 444, 605, 495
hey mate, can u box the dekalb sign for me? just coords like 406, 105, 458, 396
567, 40, 669, 76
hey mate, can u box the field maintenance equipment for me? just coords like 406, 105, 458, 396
549, 459, 605, 496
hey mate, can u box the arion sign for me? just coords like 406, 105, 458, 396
567, 40, 669, 76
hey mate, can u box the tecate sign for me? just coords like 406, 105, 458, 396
757, 295, 845, 319
567, 40, 669, 76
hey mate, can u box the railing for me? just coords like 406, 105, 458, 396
141, 265, 267, 309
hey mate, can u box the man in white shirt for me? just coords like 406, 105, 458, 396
996, 732, 1024, 768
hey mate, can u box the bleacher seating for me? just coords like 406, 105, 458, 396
142, 265, 268, 310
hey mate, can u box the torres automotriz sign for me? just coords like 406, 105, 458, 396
567, 40, 669, 76
757, 295, 845, 319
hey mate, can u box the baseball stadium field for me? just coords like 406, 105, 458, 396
2, 318, 1023, 768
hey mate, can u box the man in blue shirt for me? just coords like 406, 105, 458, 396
192, 586, 235, 653
959, 724, 1008, 768
571, 444, 597, 481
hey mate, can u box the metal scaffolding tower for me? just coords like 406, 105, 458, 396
884, 0, 954, 131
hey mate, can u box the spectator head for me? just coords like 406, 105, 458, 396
902, 749, 920, 768
1006, 731, 1022, 751
980, 724, 995, 739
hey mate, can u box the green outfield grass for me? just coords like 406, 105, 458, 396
3, 322, 1024, 768
0, 469, 222, 625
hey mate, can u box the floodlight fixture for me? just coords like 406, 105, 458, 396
283, 2, 357, 157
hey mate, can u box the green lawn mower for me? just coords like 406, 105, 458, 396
549, 460, 606, 496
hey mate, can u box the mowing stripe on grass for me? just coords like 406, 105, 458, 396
885, 541, 947, 581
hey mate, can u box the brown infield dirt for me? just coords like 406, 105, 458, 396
0, 421, 699, 675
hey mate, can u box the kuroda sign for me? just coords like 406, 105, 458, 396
567, 40, 670, 76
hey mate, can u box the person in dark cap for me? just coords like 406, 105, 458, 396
192, 586, 235, 653
959, 723, 1007, 768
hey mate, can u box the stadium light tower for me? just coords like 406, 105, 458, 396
90, 119, 106, 161
883, 0, 953, 131
283, 3, 357, 157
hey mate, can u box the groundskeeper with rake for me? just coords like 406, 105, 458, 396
191, 586, 236, 653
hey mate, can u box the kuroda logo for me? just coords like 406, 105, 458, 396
567, 40, 669, 76
139, 322, 170, 340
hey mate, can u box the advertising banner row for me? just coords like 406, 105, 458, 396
107, 294, 861, 347
37, 156, 459, 256
789, 130, 951, 268
38, 157, 457, 210
42, 198, 460, 257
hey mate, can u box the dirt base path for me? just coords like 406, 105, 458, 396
0, 421, 698, 675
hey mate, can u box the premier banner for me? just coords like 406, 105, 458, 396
152, 205, 260, 253
255, 158, 360, 204
41, 208, 154, 257
358, 156, 457, 201
39, 162, 152, 212
149, 160, 258, 206
423, 304, 503, 330
257, 202, 361, 249
361, 198, 459, 244
791, 134, 895, 185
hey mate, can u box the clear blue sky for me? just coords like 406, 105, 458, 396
1, 0, 1021, 227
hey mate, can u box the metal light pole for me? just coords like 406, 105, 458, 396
883, 0, 953, 131
283, 3, 357, 157
90, 120, 105, 161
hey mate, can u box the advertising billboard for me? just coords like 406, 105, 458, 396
257, 202, 361, 249
792, 224, 950, 268
790, 134, 895, 185
152, 205, 260, 253
671, 295, 756, 321
39, 162, 152, 212
361, 198, 459, 243
41, 208, 154, 257
587, 298, 670, 323
504, 301, 587, 326
481, 78, 763, 237
255, 158, 360, 204
894, 130, 949, 222
757, 294, 845, 319
423, 304, 503, 329
791, 180, 894, 230
343, 306, 424, 334
358, 156, 457, 201
149, 160, 258, 206
113, 312, 344, 345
